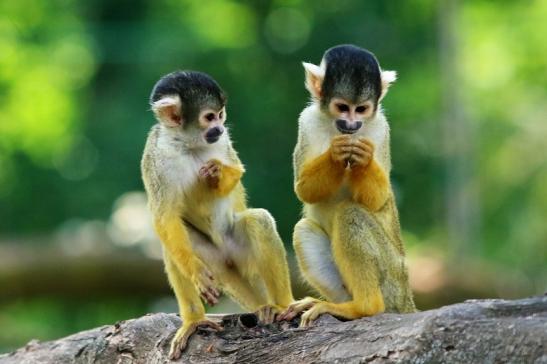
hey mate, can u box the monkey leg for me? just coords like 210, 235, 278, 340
278, 218, 351, 322
233, 208, 294, 322
163, 252, 222, 360
186, 223, 265, 312
293, 218, 351, 302
300, 202, 386, 326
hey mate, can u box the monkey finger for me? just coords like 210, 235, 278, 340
356, 141, 373, 155
333, 134, 351, 143
359, 138, 375, 151
351, 148, 372, 160
209, 287, 221, 299
335, 146, 353, 153
353, 139, 373, 153
202, 168, 217, 179
205, 159, 219, 168
350, 157, 364, 166
333, 151, 351, 161
201, 162, 219, 174
202, 291, 218, 306
350, 156, 371, 168
332, 142, 352, 150
341, 152, 352, 162
198, 167, 209, 178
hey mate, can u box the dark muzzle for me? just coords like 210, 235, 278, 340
336, 119, 362, 134
205, 126, 224, 143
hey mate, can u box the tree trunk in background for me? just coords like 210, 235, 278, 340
439, 0, 480, 255
1, 296, 545, 363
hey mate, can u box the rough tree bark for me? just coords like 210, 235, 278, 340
1, 296, 546, 364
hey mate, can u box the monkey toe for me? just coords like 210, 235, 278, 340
169, 320, 223, 360
299, 303, 327, 327
169, 327, 193, 360
278, 297, 320, 321
256, 304, 282, 324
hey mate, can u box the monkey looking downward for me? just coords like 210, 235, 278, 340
141, 71, 294, 360
279, 45, 416, 326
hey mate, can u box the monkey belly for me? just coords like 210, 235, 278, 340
303, 184, 351, 232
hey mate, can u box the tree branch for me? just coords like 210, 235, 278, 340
1, 296, 546, 363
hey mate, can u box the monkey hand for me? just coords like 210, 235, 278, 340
191, 260, 221, 306
349, 138, 374, 168
330, 135, 353, 166
199, 159, 222, 189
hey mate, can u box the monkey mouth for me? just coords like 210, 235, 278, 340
205, 135, 221, 144
335, 120, 363, 134
205, 126, 224, 144
336, 126, 359, 134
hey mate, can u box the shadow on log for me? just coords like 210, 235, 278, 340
1, 296, 545, 363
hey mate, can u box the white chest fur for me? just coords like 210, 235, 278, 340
155, 128, 234, 239
157, 131, 229, 194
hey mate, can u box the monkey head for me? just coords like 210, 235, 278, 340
150, 71, 227, 145
303, 44, 396, 134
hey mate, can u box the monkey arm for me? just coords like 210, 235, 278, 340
215, 161, 244, 197
349, 159, 390, 211
153, 214, 206, 280
295, 151, 346, 204
200, 158, 244, 197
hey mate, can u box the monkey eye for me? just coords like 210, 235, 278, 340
218, 110, 224, 119
355, 105, 368, 113
336, 103, 350, 113
205, 113, 215, 122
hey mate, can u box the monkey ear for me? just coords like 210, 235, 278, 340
379, 70, 397, 101
302, 62, 324, 99
151, 95, 182, 127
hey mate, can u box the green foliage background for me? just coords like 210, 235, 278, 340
0, 0, 545, 353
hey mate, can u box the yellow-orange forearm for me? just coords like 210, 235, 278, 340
154, 216, 198, 278
214, 163, 244, 197
349, 159, 390, 211
295, 151, 345, 204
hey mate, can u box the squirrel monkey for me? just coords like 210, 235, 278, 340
278, 45, 416, 326
141, 71, 294, 359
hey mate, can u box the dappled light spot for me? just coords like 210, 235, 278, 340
181, 0, 257, 49
107, 191, 162, 259
53, 136, 98, 181
264, 8, 311, 54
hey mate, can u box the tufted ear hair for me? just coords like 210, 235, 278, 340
151, 95, 182, 127
302, 62, 325, 99
379, 70, 397, 101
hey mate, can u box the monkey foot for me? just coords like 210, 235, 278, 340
255, 304, 283, 324
168, 319, 223, 360
276, 297, 321, 323
299, 301, 334, 327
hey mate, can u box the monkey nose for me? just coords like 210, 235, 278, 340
205, 126, 224, 143
335, 119, 362, 134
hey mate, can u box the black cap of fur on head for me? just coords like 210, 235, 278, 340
321, 45, 382, 107
150, 71, 226, 123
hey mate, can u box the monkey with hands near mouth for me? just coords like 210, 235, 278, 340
278, 45, 416, 326
141, 71, 294, 360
